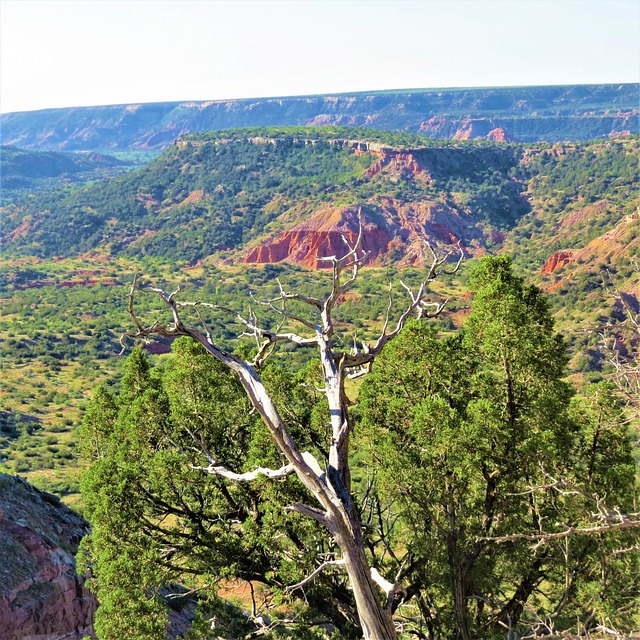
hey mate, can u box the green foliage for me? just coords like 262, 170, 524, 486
356, 256, 637, 639
506, 137, 640, 275
0, 145, 133, 204
2, 127, 528, 261
80, 338, 359, 638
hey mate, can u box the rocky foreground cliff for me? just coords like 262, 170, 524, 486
0, 473, 95, 640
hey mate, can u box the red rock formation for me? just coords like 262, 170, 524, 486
0, 474, 95, 640
571, 210, 639, 264
486, 128, 514, 142
453, 119, 498, 140
541, 250, 574, 274
244, 197, 486, 269
542, 210, 640, 278
6, 216, 34, 243
420, 117, 515, 141
245, 207, 391, 268
362, 151, 430, 181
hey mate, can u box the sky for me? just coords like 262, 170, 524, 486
1, 0, 638, 114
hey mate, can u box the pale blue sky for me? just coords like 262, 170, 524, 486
1, 0, 638, 114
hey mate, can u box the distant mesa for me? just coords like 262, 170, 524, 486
3, 128, 636, 278
1, 83, 637, 151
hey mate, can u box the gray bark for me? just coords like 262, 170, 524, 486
125, 223, 462, 639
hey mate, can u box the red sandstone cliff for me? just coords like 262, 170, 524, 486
0, 474, 95, 640
541, 250, 575, 274
244, 197, 484, 268
542, 210, 640, 276
245, 206, 391, 268
361, 150, 431, 181
486, 127, 514, 142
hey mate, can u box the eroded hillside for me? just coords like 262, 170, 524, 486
1, 127, 638, 503
1, 128, 530, 264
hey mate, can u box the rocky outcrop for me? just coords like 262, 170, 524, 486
556, 201, 610, 229
0, 474, 95, 640
452, 118, 504, 141
542, 210, 640, 276
486, 128, 514, 142
541, 250, 575, 274
245, 206, 391, 268
555, 200, 609, 230
362, 150, 431, 180
419, 117, 517, 141
244, 198, 483, 268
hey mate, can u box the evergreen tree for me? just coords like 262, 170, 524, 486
80, 257, 637, 639
79, 338, 358, 639
356, 256, 637, 639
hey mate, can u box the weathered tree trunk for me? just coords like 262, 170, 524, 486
446, 486, 473, 640
125, 226, 460, 640
238, 364, 398, 639
449, 555, 473, 640
335, 525, 397, 640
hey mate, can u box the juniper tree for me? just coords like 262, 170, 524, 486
356, 256, 637, 639
81, 230, 462, 640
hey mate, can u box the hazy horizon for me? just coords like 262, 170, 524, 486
4, 80, 639, 117
1, 0, 639, 115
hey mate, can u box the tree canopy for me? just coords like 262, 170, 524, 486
356, 256, 637, 639
79, 256, 637, 639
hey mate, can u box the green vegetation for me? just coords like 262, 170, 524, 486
0, 128, 637, 506
0, 127, 637, 639
0, 251, 460, 501
506, 137, 639, 275
79, 340, 360, 639
1, 128, 528, 261
0, 145, 140, 204
357, 257, 636, 638
78, 257, 637, 639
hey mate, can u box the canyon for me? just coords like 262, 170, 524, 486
2, 84, 636, 151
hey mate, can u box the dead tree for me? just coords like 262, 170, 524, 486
125, 224, 462, 640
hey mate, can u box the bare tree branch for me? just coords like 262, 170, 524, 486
285, 503, 329, 527
285, 560, 346, 592
122, 211, 462, 639
480, 513, 640, 546
191, 461, 296, 482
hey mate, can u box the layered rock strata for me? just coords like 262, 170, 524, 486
0, 474, 95, 640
